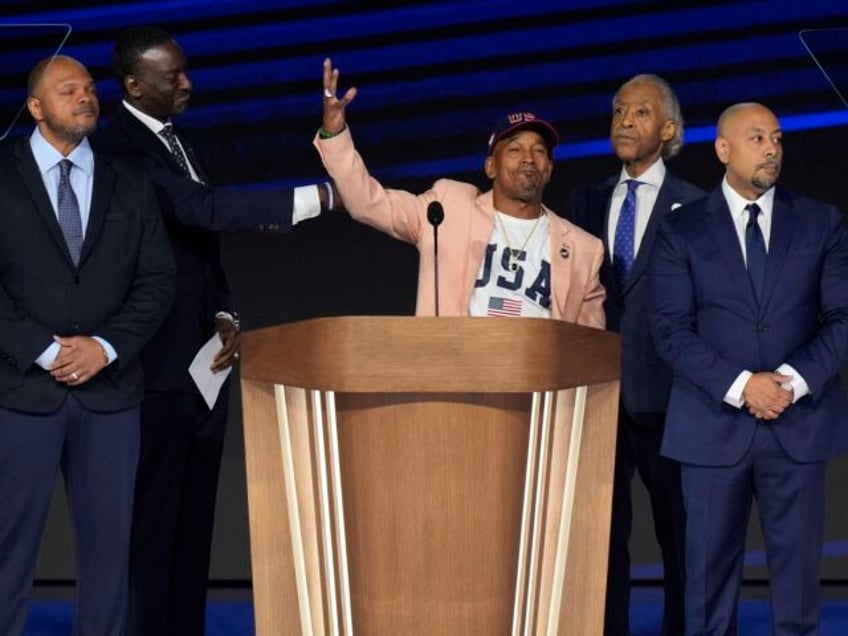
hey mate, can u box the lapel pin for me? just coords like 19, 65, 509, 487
559, 245, 570, 259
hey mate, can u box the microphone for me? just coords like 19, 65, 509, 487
427, 201, 444, 316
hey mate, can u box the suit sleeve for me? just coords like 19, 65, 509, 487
314, 127, 433, 244
103, 139, 294, 233
649, 218, 746, 402
0, 287, 56, 373
784, 206, 848, 398
95, 175, 176, 367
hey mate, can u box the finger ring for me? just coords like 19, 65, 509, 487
70, 372, 79, 381
323, 88, 334, 99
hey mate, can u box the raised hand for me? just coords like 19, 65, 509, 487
322, 57, 357, 135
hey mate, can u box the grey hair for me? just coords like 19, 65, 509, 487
614, 74, 684, 159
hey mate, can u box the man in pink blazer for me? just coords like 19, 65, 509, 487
314, 59, 605, 327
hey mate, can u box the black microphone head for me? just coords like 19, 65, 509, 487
427, 201, 444, 227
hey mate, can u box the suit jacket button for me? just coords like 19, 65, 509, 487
757, 323, 768, 333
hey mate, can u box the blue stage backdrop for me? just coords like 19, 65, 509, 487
2, 1, 847, 585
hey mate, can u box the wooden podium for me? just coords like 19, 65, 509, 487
239, 316, 620, 635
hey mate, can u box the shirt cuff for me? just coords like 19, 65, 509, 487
724, 370, 752, 408
35, 341, 61, 370
93, 336, 118, 364
777, 363, 809, 403
293, 185, 322, 225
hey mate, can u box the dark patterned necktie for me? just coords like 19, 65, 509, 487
745, 203, 767, 301
57, 159, 83, 265
612, 179, 642, 291
160, 123, 191, 177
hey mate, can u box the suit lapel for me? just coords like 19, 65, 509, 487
617, 173, 686, 297
759, 188, 795, 307
118, 106, 208, 183
179, 134, 209, 183
14, 142, 76, 265
469, 190, 497, 294
547, 208, 574, 319
706, 188, 760, 312
623, 175, 676, 294
80, 154, 115, 265
117, 107, 171, 161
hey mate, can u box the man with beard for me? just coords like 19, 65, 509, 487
0, 55, 175, 635
568, 74, 703, 635
314, 58, 605, 326
649, 102, 848, 634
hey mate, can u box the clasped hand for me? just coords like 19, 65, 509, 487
49, 335, 108, 386
742, 372, 793, 420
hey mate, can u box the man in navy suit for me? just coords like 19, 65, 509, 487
0, 55, 175, 635
93, 26, 335, 636
568, 74, 703, 635
650, 102, 848, 635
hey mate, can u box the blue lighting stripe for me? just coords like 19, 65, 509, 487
382, 109, 848, 179
231, 109, 848, 188
154, 31, 809, 94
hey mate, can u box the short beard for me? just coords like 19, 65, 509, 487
752, 173, 777, 192
44, 118, 97, 145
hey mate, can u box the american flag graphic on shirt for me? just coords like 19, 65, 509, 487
487, 297, 522, 317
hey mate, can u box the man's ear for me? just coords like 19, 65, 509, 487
124, 75, 142, 99
661, 120, 676, 143
26, 96, 42, 123
714, 136, 729, 164
484, 155, 496, 180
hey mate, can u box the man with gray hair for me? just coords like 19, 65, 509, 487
568, 74, 704, 635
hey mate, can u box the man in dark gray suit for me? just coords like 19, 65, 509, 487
0, 55, 175, 635
568, 74, 703, 636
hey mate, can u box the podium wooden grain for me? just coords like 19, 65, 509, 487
240, 316, 620, 635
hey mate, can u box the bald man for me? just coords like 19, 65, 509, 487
649, 102, 848, 634
0, 56, 174, 635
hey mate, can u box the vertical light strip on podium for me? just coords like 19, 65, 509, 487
524, 391, 555, 634
512, 391, 542, 634
547, 385, 588, 634
273, 386, 313, 634
323, 391, 354, 635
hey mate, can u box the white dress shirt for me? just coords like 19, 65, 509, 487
719, 178, 809, 407
607, 158, 666, 257
29, 129, 118, 369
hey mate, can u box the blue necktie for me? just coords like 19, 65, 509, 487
612, 179, 642, 291
57, 159, 83, 265
745, 203, 767, 301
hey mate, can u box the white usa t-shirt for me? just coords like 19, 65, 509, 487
469, 212, 552, 318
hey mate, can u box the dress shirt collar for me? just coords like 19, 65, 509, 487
122, 99, 172, 136
29, 127, 94, 177
617, 157, 666, 191
721, 176, 775, 223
